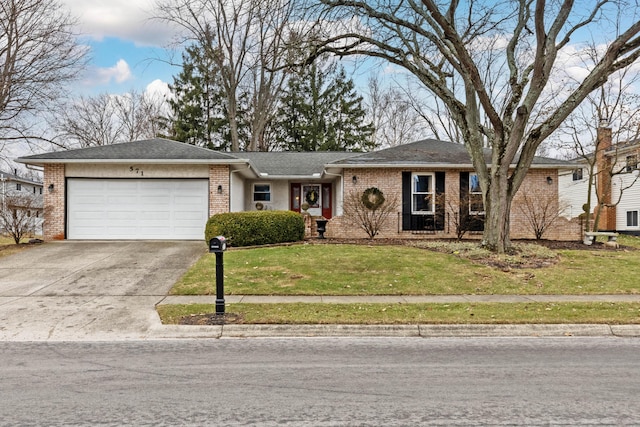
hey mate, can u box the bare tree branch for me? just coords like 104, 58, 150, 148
0, 0, 87, 163
311, 0, 640, 252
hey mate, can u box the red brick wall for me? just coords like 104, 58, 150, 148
43, 164, 65, 240
324, 167, 581, 241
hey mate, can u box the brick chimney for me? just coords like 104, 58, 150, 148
595, 125, 616, 230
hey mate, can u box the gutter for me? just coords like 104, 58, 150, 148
326, 163, 577, 170
14, 158, 251, 166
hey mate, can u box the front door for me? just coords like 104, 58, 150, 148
290, 183, 332, 219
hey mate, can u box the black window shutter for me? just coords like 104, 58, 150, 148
402, 171, 412, 230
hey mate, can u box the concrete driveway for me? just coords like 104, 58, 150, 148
0, 241, 206, 341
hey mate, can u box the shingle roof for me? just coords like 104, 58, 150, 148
329, 139, 574, 167
0, 170, 42, 186
330, 139, 477, 165
237, 151, 360, 176
16, 138, 239, 163
16, 138, 574, 173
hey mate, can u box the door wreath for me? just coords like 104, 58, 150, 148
361, 187, 385, 210
305, 189, 319, 206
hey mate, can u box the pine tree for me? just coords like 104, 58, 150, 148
167, 45, 239, 150
274, 62, 375, 151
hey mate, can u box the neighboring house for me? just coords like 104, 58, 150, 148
17, 138, 580, 241
0, 170, 44, 235
558, 126, 640, 235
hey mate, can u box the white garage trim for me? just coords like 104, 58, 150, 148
67, 178, 209, 240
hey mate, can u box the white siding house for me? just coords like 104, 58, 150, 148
0, 170, 44, 236
558, 126, 640, 234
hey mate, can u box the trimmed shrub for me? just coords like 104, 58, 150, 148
205, 210, 305, 247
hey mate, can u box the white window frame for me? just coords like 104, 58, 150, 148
469, 173, 485, 215
411, 172, 435, 214
253, 183, 271, 202
627, 210, 639, 228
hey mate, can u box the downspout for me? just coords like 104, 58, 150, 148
322, 169, 345, 216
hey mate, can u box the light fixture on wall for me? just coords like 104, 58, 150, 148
47, 184, 54, 193
546, 176, 553, 185
352, 175, 358, 185
217, 184, 223, 194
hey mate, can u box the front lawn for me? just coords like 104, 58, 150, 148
171, 235, 640, 296
162, 235, 640, 325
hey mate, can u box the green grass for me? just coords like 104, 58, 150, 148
157, 302, 640, 325
173, 244, 517, 295
171, 236, 640, 296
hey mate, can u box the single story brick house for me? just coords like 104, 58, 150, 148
17, 138, 580, 241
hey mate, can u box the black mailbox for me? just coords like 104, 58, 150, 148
208, 235, 227, 315
209, 236, 227, 253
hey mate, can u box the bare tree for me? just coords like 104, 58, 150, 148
310, 1, 640, 252
436, 192, 479, 241
114, 90, 167, 143
0, 193, 41, 244
0, 0, 87, 161
156, 0, 296, 152
53, 90, 166, 148
553, 46, 640, 232
516, 185, 569, 240
365, 75, 423, 147
342, 188, 398, 239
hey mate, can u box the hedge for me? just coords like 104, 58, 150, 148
204, 210, 305, 247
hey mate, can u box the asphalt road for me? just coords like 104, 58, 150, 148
2, 337, 639, 426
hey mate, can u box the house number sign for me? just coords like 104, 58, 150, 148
129, 166, 144, 176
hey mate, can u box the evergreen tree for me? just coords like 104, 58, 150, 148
167, 45, 249, 150
274, 62, 375, 151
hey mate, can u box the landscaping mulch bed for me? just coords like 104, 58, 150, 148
179, 312, 245, 325
301, 237, 636, 270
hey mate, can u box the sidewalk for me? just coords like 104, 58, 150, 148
159, 294, 640, 304
151, 294, 640, 339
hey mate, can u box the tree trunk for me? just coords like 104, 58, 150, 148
482, 172, 513, 253
228, 96, 240, 152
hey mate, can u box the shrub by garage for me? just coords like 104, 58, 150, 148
205, 211, 305, 247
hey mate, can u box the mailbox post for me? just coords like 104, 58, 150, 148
209, 236, 227, 315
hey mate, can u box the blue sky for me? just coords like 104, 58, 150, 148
62, 0, 179, 97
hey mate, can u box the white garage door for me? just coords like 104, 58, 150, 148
67, 179, 209, 240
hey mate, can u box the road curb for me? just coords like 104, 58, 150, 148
150, 324, 640, 339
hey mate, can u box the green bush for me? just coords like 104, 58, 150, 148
205, 211, 305, 247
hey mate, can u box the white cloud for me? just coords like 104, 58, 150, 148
62, 0, 174, 47
87, 59, 133, 86
145, 79, 171, 100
